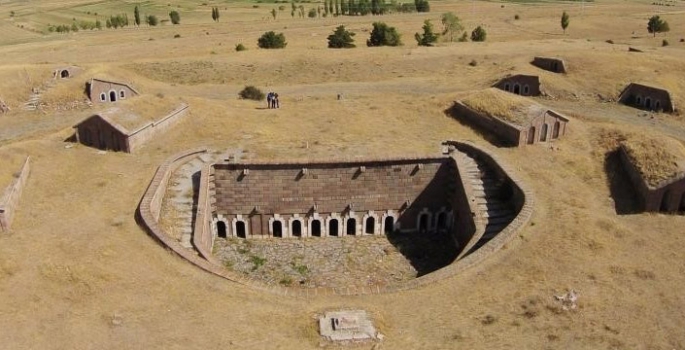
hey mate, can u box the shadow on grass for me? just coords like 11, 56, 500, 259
604, 150, 640, 215
385, 230, 458, 277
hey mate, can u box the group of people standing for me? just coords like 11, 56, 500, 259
266, 92, 280, 109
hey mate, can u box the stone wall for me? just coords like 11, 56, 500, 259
0, 157, 31, 232
193, 163, 214, 259
88, 80, 138, 104
526, 110, 568, 145
618, 145, 685, 212
213, 157, 457, 238
449, 102, 522, 146
494, 75, 541, 96
531, 57, 567, 73
618, 83, 675, 113
75, 116, 129, 152
127, 104, 189, 152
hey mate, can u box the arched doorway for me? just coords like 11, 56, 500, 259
527, 127, 536, 144
109, 91, 117, 102
436, 212, 447, 230
329, 219, 339, 236
513, 84, 521, 95
645, 97, 652, 110
235, 221, 246, 238
504, 83, 510, 92
552, 121, 560, 139
552, 61, 559, 72
272, 220, 283, 238
540, 124, 548, 142
291, 220, 302, 237
655, 101, 661, 111
523, 85, 530, 95
384, 216, 394, 234
365, 217, 376, 234
311, 220, 322, 237
346, 218, 356, 235
60, 70, 69, 78
418, 214, 429, 232
217, 221, 227, 238
636, 96, 642, 106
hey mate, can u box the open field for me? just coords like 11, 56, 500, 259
1, 0, 685, 348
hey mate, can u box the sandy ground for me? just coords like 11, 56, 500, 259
1, 0, 685, 349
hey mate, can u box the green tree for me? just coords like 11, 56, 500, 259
258, 31, 287, 48
134, 5, 141, 26
212, 7, 220, 22
328, 25, 356, 48
146, 14, 158, 26
441, 12, 463, 42
169, 10, 180, 24
348, 0, 356, 15
561, 11, 569, 34
367, 21, 402, 46
328, 0, 334, 14
647, 15, 670, 37
470, 25, 486, 41
415, 19, 438, 46
95, 19, 102, 30
341, 0, 348, 15
71, 22, 79, 32
271, 8, 277, 20
359, 0, 370, 15
415, 0, 430, 12
335, 0, 340, 16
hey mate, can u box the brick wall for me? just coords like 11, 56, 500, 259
75, 116, 129, 152
127, 104, 189, 152
449, 102, 522, 146
531, 57, 567, 73
213, 157, 457, 237
618, 84, 674, 113
0, 157, 31, 232
494, 75, 541, 96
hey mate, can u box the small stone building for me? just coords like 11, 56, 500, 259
74, 103, 189, 153
531, 57, 567, 73
54, 66, 82, 79
618, 137, 685, 213
494, 74, 541, 96
86, 78, 139, 104
450, 88, 568, 147
618, 83, 675, 113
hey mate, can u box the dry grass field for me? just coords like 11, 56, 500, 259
1, 0, 685, 349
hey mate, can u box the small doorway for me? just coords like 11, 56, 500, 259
346, 218, 356, 235
217, 221, 227, 238
329, 219, 340, 236
311, 220, 322, 237
291, 220, 302, 237
109, 91, 117, 102
540, 124, 548, 142
436, 212, 447, 230
552, 62, 559, 72
365, 217, 376, 234
504, 83, 510, 92
527, 127, 536, 144
645, 97, 652, 110
272, 221, 283, 238
235, 221, 246, 238
660, 191, 671, 212
513, 84, 521, 95
384, 216, 394, 234
60, 70, 69, 78
655, 101, 661, 111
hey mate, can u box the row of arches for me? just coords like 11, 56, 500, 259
527, 121, 562, 144
634, 95, 662, 111
99, 89, 126, 103
503, 83, 530, 96
213, 208, 454, 239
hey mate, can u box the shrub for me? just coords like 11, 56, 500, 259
169, 10, 180, 24
257, 31, 287, 49
514, 14, 520, 20
308, 8, 317, 17
239, 86, 265, 101
458, 32, 468, 42
414, 0, 430, 12
367, 22, 402, 47
146, 15, 159, 26
662, 39, 669, 46
235, 43, 247, 51
415, 19, 439, 46
327, 25, 356, 48
469, 59, 478, 66
174, 33, 181, 38
471, 25, 486, 42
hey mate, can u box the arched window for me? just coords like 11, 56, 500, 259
109, 90, 117, 102
660, 191, 671, 212
328, 219, 340, 236
60, 70, 69, 78
120, 90, 126, 99
552, 121, 561, 139
513, 84, 521, 95
311, 220, 322, 237
527, 127, 536, 144
645, 97, 652, 110
384, 216, 395, 234
235, 220, 247, 238
100, 93, 106, 102
346, 218, 356, 235
436, 212, 447, 230
418, 213, 429, 232
540, 124, 548, 142
504, 83, 510, 92
216, 221, 227, 238
523, 85, 530, 95
365, 216, 376, 234
291, 220, 302, 237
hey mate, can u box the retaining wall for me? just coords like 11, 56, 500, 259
128, 104, 190, 152
0, 157, 31, 232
